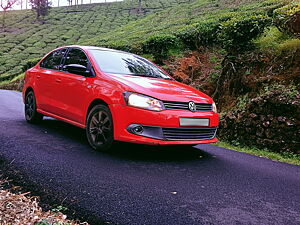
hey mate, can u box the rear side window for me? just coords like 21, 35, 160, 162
40, 49, 67, 70
64, 48, 88, 67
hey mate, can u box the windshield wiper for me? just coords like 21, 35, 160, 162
131, 73, 172, 80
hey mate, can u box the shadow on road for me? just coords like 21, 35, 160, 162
34, 118, 213, 162
110, 143, 212, 163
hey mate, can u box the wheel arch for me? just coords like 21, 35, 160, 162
25, 86, 34, 95
23, 86, 34, 103
86, 98, 109, 121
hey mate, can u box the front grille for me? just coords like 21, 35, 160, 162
162, 127, 217, 141
163, 101, 212, 111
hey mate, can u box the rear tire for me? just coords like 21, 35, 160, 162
25, 91, 43, 124
86, 105, 114, 152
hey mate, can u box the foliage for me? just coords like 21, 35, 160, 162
102, 41, 132, 52
218, 15, 272, 53
254, 26, 290, 51
51, 205, 68, 214
176, 20, 219, 50
261, 83, 299, 99
209, 72, 221, 83
21, 57, 41, 72
235, 93, 250, 112
30, 0, 51, 19
101, 41, 142, 54
142, 34, 179, 63
278, 38, 300, 51
273, 3, 300, 37
0, 0, 184, 80
0, 0, 18, 29
0, 0, 293, 82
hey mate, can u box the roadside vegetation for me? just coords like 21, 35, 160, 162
214, 142, 300, 166
0, 0, 293, 81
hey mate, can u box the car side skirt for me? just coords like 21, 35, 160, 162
37, 109, 86, 129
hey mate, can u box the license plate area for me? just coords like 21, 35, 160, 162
179, 118, 209, 127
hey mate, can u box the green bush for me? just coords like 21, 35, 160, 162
22, 57, 41, 72
278, 38, 300, 52
274, 3, 300, 37
176, 21, 220, 49
142, 34, 179, 63
101, 41, 132, 52
218, 15, 271, 53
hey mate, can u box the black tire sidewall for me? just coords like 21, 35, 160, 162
25, 91, 42, 123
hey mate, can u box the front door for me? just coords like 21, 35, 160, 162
56, 48, 94, 125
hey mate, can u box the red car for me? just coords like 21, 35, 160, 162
23, 45, 219, 151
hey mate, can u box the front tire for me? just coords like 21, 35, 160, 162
86, 105, 114, 152
25, 91, 43, 124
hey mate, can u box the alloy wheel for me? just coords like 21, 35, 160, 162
89, 111, 111, 145
86, 105, 114, 151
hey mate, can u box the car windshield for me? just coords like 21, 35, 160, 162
89, 49, 172, 80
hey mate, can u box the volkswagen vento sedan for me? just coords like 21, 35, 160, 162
23, 45, 219, 151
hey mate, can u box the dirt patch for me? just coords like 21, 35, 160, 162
164, 48, 223, 95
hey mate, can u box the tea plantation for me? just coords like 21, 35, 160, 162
0, 0, 290, 83
0, 0, 185, 80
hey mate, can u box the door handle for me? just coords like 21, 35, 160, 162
37, 75, 41, 78
56, 78, 62, 83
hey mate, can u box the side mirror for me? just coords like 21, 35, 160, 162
63, 64, 92, 76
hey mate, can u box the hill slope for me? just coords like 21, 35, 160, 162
0, 0, 287, 81
0, 0, 183, 79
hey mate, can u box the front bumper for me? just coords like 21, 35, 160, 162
110, 104, 219, 145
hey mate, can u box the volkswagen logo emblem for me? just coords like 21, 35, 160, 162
188, 101, 196, 111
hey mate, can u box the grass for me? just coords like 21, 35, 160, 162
213, 141, 300, 166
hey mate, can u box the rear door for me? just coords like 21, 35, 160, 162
35, 48, 67, 113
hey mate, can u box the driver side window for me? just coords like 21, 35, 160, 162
64, 48, 88, 68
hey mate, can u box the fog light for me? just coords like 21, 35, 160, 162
127, 124, 164, 140
132, 125, 143, 134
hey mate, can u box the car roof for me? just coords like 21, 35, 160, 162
63, 45, 129, 54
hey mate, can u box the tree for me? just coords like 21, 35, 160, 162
0, 0, 18, 30
29, 0, 51, 20
138, 0, 142, 13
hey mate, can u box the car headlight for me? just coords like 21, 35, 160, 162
124, 92, 165, 111
212, 102, 217, 113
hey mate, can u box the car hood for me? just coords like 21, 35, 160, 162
107, 73, 212, 103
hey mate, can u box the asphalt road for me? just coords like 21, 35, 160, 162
0, 89, 300, 225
